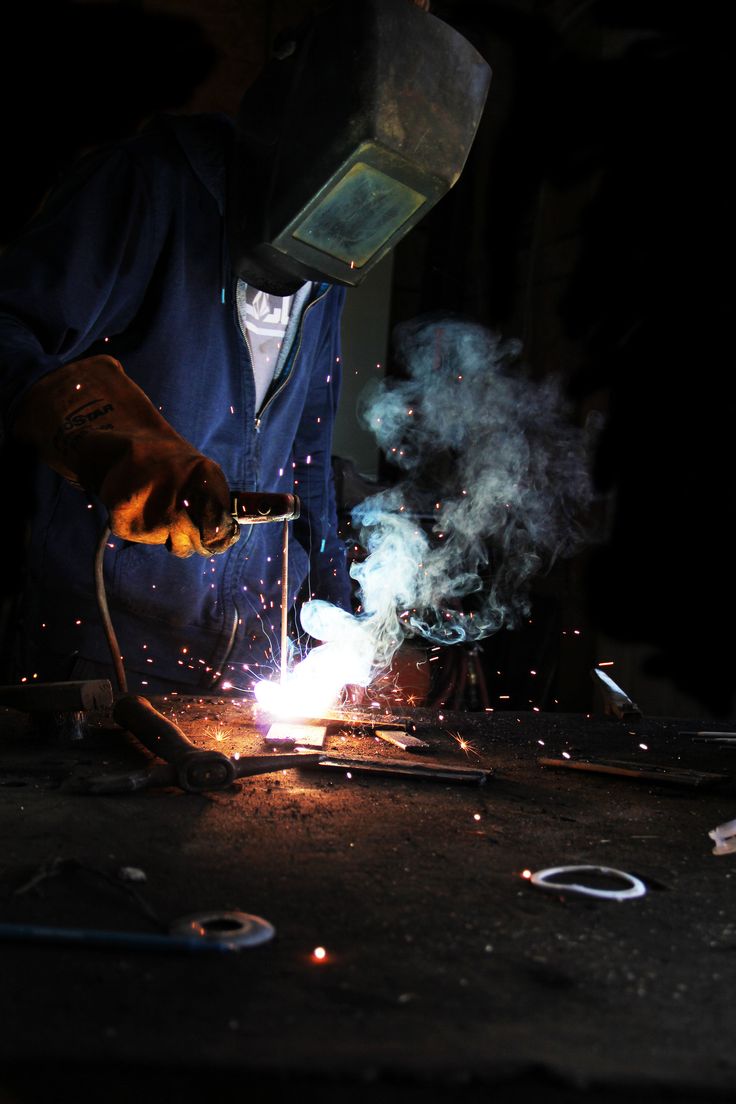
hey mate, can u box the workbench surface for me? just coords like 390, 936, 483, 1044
1, 699, 734, 1103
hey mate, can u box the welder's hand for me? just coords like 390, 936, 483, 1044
13, 355, 240, 558
87, 437, 239, 557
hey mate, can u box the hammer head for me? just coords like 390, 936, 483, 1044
0, 679, 115, 743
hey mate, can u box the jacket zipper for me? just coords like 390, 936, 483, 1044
216, 283, 330, 686
250, 284, 331, 433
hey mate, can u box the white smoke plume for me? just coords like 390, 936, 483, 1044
262, 317, 601, 714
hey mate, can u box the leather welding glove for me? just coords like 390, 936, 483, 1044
13, 355, 239, 558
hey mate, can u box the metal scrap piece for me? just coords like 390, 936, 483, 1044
708, 817, 736, 856
591, 668, 641, 719
375, 728, 429, 751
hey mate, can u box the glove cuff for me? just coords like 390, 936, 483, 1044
13, 355, 185, 484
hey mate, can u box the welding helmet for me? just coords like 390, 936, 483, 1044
226, 0, 492, 294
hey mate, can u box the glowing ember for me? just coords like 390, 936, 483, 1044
312, 946, 327, 962
448, 730, 480, 759
203, 725, 229, 744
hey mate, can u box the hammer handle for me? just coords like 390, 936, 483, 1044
113, 694, 197, 763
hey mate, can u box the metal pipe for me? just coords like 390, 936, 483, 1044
0, 921, 245, 954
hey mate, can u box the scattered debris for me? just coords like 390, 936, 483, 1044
118, 866, 147, 883
374, 728, 429, 751
708, 817, 736, 856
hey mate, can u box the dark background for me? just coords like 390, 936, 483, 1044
1, 0, 731, 719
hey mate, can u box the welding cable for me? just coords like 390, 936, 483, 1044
94, 524, 128, 694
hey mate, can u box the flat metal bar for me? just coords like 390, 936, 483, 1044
375, 728, 429, 751
264, 723, 327, 748
301, 755, 491, 785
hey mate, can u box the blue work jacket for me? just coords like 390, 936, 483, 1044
0, 113, 350, 692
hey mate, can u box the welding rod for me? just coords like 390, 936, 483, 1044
538, 756, 728, 788
281, 519, 288, 685
681, 731, 736, 741
228, 492, 300, 686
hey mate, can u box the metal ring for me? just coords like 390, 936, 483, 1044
529, 864, 646, 901
170, 910, 276, 947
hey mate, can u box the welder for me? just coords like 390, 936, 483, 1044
0, 0, 490, 695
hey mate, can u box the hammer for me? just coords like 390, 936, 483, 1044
0, 679, 114, 741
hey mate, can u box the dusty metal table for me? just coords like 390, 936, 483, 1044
1, 698, 734, 1102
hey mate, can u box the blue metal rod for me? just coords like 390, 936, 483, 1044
0, 922, 238, 954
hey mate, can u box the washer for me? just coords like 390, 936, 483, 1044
529, 864, 646, 901
170, 910, 276, 948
